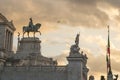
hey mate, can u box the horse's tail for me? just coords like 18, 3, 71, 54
23, 26, 26, 32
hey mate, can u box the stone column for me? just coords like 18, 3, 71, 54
9, 32, 11, 51
9, 32, 12, 51
8, 31, 10, 51
7, 31, 9, 51
10, 33, 13, 51
7, 30, 9, 51
5, 30, 7, 50
5, 30, 9, 51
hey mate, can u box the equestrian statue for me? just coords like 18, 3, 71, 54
23, 18, 41, 37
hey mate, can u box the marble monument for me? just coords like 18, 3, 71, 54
0, 13, 89, 80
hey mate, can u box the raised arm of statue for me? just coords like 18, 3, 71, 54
75, 33, 80, 46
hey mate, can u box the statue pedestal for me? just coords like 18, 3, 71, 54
67, 33, 89, 80
15, 37, 41, 59
14, 37, 56, 66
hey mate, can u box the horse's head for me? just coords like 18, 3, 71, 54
35, 23, 41, 29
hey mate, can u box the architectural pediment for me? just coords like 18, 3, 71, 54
0, 13, 16, 31
0, 13, 8, 22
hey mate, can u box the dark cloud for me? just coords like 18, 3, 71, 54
105, 0, 120, 8
0, 0, 111, 30
68, 0, 99, 6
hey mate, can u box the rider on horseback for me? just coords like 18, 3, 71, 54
29, 18, 34, 30
23, 18, 41, 37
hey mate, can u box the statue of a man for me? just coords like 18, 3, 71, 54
29, 18, 34, 29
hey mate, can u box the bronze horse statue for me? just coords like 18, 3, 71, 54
23, 18, 41, 37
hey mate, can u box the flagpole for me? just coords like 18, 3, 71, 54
108, 26, 112, 72
107, 26, 113, 80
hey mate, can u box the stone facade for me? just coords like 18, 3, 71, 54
0, 13, 16, 57
0, 66, 67, 80
0, 13, 89, 80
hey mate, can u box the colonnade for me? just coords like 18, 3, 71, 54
5, 29, 13, 52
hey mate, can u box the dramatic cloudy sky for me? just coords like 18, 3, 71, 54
0, 0, 120, 79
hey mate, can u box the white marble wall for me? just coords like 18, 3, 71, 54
0, 66, 67, 80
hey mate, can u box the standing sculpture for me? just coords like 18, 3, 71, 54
70, 33, 80, 53
23, 18, 41, 37
18, 32, 20, 41
100, 76, 105, 80
114, 74, 118, 80
89, 75, 95, 80
75, 33, 80, 46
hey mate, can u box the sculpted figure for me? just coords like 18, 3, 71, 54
70, 33, 80, 53
114, 74, 118, 80
75, 33, 80, 46
89, 75, 95, 80
100, 76, 105, 80
29, 18, 34, 30
18, 32, 20, 39
23, 18, 41, 37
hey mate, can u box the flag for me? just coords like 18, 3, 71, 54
107, 26, 110, 56
106, 55, 108, 64
106, 26, 111, 75
106, 54, 109, 73
106, 26, 113, 76
106, 55, 110, 68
